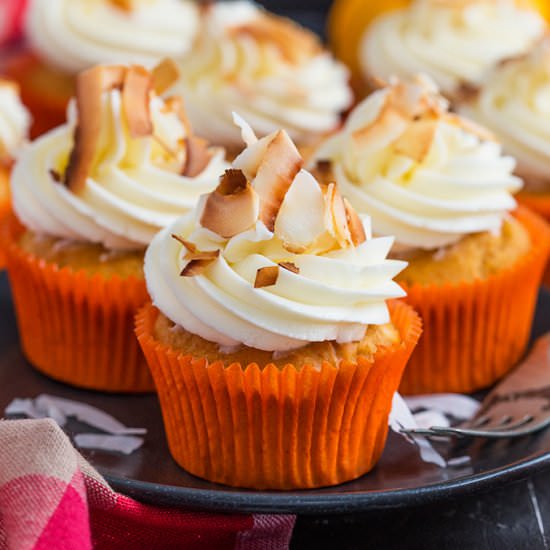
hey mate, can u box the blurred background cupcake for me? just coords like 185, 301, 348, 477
312, 75, 550, 394
5, 62, 227, 392
462, 36, 550, 283
0, 79, 30, 267
137, 119, 420, 489
5, 0, 199, 137
330, 0, 546, 99
170, 0, 353, 158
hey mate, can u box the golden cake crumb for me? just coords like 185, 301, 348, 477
18, 230, 144, 278
153, 311, 401, 370
396, 216, 531, 286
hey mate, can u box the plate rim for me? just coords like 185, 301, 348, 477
103, 448, 550, 515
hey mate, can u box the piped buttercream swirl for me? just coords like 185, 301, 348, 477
145, 119, 406, 352
312, 76, 522, 251
0, 80, 30, 162
11, 65, 227, 250
465, 36, 550, 191
171, 1, 352, 149
26, 0, 199, 74
361, 0, 545, 96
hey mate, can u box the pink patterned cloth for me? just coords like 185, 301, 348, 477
0, 0, 28, 45
0, 419, 295, 550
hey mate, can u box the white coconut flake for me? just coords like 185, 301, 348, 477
232, 111, 258, 146
74, 434, 144, 455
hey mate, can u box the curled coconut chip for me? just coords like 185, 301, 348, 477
200, 169, 260, 238
122, 65, 153, 138
279, 261, 300, 274
253, 130, 303, 231
182, 136, 213, 177
151, 58, 180, 95
171, 234, 220, 277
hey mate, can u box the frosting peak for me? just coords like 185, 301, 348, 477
11, 62, 228, 250
312, 76, 522, 250
145, 119, 405, 352
361, 0, 545, 95
171, 1, 352, 148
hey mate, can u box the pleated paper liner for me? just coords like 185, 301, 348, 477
4, 52, 73, 138
398, 206, 550, 396
4, 216, 154, 392
517, 193, 550, 286
0, 166, 10, 268
136, 300, 422, 490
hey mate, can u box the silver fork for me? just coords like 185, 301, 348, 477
403, 334, 550, 439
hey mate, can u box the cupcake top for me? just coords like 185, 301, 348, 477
361, 0, 545, 97
11, 62, 228, 251
0, 80, 31, 163
312, 76, 522, 251
145, 117, 406, 352
171, 1, 353, 149
465, 36, 550, 190
26, 0, 200, 74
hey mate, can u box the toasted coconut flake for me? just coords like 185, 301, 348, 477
200, 169, 259, 238
279, 262, 300, 274
152, 58, 180, 95
253, 131, 303, 231
343, 198, 366, 246
180, 257, 218, 277
184, 249, 220, 262
393, 119, 437, 163
122, 65, 153, 138
109, 0, 134, 12
49, 169, 61, 183
327, 183, 353, 247
312, 159, 334, 186
182, 136, 213, 177
171, 234, 197, 253
352, 101, 409, 148
254, 266, 279, 288
163, 96, 192, 136
230, 15, 321, 64
444, 113, 495, 142
64, 65, 126, 193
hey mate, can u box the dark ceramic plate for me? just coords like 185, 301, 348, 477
1, 271, 550, 515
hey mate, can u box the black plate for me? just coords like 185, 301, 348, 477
1, 271, 550, 515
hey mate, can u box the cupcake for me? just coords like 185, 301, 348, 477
170, 1, 353, 157
359, 0, 545, 100
136, 118, 421, 489
6, 62, 228, 392
462, 37, 550, 283
0, 79, 31, 267
6, 0, 199, 137
312, 75, 550, 394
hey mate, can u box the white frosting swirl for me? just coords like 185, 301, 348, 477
145, 171, 406, 352
361, 0, 545, 95
313, 77, 522, 250
11, 89, 227, 250
0, 81, 30, 161
26, 0, 200, 74
465, 38, 550, 189
171, 1, 352, 149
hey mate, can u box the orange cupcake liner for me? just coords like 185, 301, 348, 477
4, 52, 73, 138
136, 300, 422, 490
0, 166, 11, 269
3, 217, 153, 392
399, 206, 550, 395
517, 193, 550, 286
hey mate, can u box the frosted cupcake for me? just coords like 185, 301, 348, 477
312, 75, 550, 394
0, 80, 31, 267
136, 118, 421, 489
6, 62, 227, 392
7, 0, 199, 136
360, 0, 545, 100
170, 1, 353, 156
